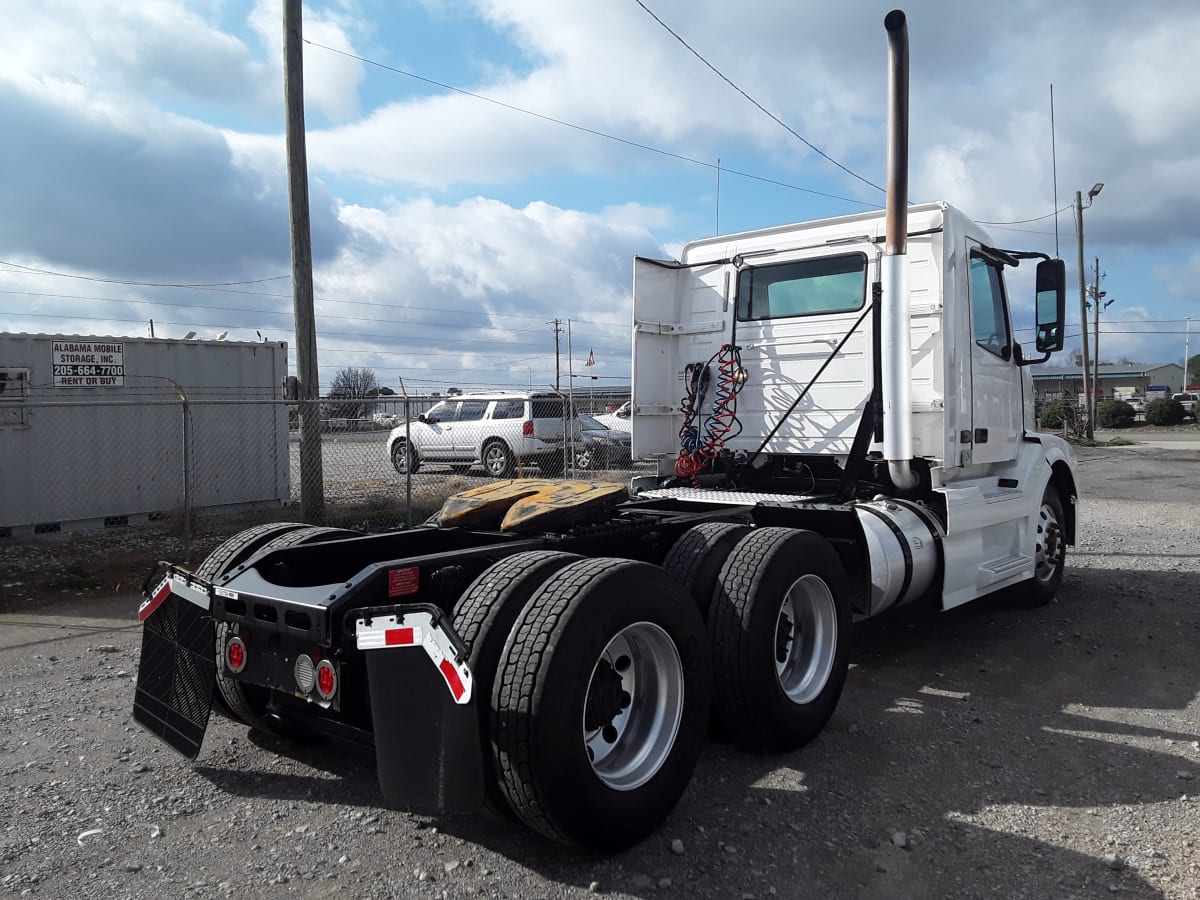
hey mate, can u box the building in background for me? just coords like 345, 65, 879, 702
0, 333, 289, 537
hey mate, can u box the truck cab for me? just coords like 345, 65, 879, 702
631, 201, 1076, 610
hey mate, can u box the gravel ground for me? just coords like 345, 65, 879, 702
1, 444, 1197, 899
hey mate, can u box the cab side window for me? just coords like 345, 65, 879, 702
969, 254, 1012, 359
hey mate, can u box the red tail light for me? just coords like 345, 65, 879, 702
522, 420, 534, 436
315, 659, 337, 700
225, 637, 247, 673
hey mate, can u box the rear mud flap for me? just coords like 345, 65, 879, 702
133, 593, 215, 759
360, 610, 486, 814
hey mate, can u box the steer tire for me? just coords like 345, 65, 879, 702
492, 558, 711, 850
661, 521, 751, 619
1001, 484, 1067, 609
710, 527, 851, 750
451, 550, 583, 814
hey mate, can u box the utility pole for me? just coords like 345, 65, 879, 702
1089, 257, 1107, 428
284, 0, 324, 522
548, 318, 563, 390
1185, 317, 1193, 392
1074, 183, 1104, 440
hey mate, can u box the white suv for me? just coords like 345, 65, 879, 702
387, 392, 580, 477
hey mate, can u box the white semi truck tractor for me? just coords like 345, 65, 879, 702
133, 9, 1077, 851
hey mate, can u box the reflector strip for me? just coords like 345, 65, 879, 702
438, 658, 466, 701
138, 578, 172, 622
355, 611, 472, 704
385, 627, 416, 646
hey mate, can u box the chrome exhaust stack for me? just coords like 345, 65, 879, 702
881, 9, 917, 490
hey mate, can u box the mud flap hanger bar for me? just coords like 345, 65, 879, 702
354, 606, 473, 704
354, 602, 486, 814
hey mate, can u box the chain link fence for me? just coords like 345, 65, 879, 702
1, 392, 638, 556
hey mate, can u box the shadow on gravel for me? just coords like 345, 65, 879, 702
191, 565, 1197, 898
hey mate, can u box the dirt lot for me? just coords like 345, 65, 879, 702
1, 444, 1197, 899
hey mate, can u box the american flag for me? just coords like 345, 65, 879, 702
585, 348, 595, 367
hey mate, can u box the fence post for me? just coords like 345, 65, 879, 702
181, 396, 192, 559
399, 378, 412, 528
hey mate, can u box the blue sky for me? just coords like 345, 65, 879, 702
2, 0, 1198, 392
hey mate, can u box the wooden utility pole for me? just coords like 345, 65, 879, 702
284, 0, 324, 521
549, 319, 563, 390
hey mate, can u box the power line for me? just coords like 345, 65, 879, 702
303, 39, 876, 209
977, 204, 1074, 225
0, 283, 624, 328
0, 259, 290, 287
630, 0, 886, 195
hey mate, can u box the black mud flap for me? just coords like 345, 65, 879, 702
133, 593, 216, 759
359, 606, 486, 814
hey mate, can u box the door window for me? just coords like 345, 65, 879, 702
425, 401, 460, 423
969, 254, 1011, 359
457, 400, 488, 422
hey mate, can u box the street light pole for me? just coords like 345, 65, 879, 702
1074, 183, 1103, 440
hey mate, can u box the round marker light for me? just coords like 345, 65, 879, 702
294, 654, 315, 694
226, 636, 247, 674
314, 659, 337, 700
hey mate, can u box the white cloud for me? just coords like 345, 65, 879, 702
304, 196, 667, 384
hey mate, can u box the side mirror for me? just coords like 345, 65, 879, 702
418, 413, 429, 424
1034, 258, 1066, 353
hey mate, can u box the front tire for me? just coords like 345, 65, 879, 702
1004, 484, 1066, 608
390, 440, 419, 475
710, 527, 851, 750
492, 558, 711, 850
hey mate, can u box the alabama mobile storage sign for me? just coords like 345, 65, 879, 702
52, 341, 125, 386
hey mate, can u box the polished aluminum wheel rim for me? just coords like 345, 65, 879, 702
1034, 501, 1063, 583
583, 622, 683, 791
775, 575, 838, 704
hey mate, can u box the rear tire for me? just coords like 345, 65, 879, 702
207, 524, 360, 733
492, 558, 711, 850
661, 521, 751, 619
451, 551, 583, 813
482, 440, 516, 477
710, 527, 851, 750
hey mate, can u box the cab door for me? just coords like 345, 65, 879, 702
967, 248, 1022, 465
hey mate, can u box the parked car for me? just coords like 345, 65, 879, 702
594, 400, 632, 433
575, 414, 633, 469
372, 412, 400, 428
386, 392, 580, 477
1172, 392, 1198, 418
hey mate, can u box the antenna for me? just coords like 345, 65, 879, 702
716, 156, 721, 235
1050, 83, 1060, 257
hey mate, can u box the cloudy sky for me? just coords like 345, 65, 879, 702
2, 0, 1198, 393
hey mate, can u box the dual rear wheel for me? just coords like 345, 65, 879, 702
451, 524, 852, 850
